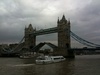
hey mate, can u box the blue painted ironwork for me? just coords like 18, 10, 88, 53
32, 42, 58, 52
32, 27, 58, 36
1, 36, 25, 54
70, 31, 100, 47
32, 42, 45, 52
46, 42, 58, 49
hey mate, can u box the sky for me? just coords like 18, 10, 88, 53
0, 0, 100, 48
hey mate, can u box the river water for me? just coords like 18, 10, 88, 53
0, 55, 100, 75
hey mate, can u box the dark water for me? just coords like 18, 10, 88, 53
0, 55, 100, 75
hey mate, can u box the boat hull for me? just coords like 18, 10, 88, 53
36, 56, 66, 64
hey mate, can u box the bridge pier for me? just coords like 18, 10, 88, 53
53, 47, 75, 58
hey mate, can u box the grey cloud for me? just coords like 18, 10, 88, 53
70, 0, 100, 46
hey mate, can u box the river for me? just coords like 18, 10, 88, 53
0, 55, 100, 75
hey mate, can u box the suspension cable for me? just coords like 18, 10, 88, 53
70, 31, 100, 47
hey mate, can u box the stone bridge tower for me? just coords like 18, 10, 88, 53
24, 24, 36, 49
57, 15, 74, 57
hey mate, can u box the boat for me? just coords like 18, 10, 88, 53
35, 55, 66, 64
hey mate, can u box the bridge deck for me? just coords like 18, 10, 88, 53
32, 27, 58, 36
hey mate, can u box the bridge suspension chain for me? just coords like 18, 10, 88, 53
1, 44, 13, 53
70, 31, 100, 47
1, 36, 25, 53
12, 36, 25, 51
70, 33, 95, 47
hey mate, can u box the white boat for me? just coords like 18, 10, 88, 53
35, 55, 66, 64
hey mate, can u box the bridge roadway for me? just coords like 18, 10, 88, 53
31, 27, 58, 36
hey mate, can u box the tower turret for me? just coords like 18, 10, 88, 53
57, 17, 59, 23
57, 15, 71, 57
62, 15, 66, 20
24, 24, 36, 49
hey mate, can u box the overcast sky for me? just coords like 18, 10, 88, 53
0, 0, 100, 48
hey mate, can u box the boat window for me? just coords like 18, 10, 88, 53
37, 57, 45, 60
54, 58, 60, 60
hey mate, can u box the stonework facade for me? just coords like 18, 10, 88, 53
57, 15, 71, 56
24, 24, 36, 49
58, 15, 70, 48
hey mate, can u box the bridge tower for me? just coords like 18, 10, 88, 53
57, 15, 74, 58
24, 24, 36, 49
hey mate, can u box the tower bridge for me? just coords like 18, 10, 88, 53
25, 15, 73, 58
0, 15, 100, 57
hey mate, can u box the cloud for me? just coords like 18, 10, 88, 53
71, 0, 100, 45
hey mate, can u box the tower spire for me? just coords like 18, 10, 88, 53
62, 14, 66, 20
57, 17, 59, 23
